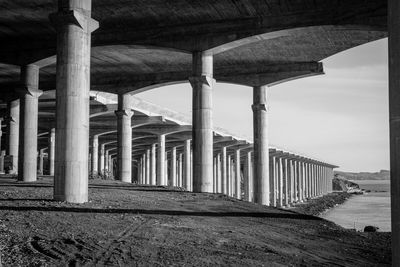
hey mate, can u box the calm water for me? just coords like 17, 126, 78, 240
321, 180, 391, 232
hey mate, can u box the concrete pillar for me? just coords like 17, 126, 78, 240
150, 144, 156, 185
269, 156, 276, 206
235, 150, 241, 199
18, 65, 42, 182
183, 139, 191, 190
296, 161, 302, 203
190, 149, 193, 191
252, 85, 270, 205
39, 149, 44, 175
105, 150, 109, 172
99, 143, 105, 176
244, 151, 253, 202
300, 162, 305, 201
7, 99, 19, 174
115, 94, 133, 183
283, 158, 289, 207
308, 163, 313, 198
227, 155, 232, 196
157, 135, 166, 185
48, 128, 55, 176
216, 153, 222, 193
221, 147, 227, 194
277, 157, 283, 207
146, 149, 151, 185
91, 135, 98, 174
0, 150, 5, 174
51, 0, 98, 203
213, 157, 217, 193
178, 153, 183, 187
170, 147, 177, 186
189, 52, 214, 193
293, 161, 298, 202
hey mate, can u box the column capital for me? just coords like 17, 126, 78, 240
17, 87, 43, 98
251, 103, 268, 112
49, 10, 99, 33
188, 76, 215, 88
115, 109, 134, 118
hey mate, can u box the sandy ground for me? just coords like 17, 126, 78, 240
0, 176, 391, 266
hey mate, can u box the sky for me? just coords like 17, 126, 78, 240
137, 38, 389, 173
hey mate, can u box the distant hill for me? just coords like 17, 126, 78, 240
334, 170, 390, 180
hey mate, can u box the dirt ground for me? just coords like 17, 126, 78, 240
0, 176, 391, 266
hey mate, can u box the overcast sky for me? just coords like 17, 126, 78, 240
138, 38, 389, 173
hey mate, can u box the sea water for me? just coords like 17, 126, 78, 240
320, 180, 391, 232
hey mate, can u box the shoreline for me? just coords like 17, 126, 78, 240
290, 192, 352, 216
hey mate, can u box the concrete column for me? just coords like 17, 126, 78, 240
48, 128, 55, 176
170, 147, 177, 186
308, 163, 313, 198
235, 150, 241, 199
178, 153, 183, 187
183, 139, 191, 190
115, 94, 133, 183
277, 157, 284, 207
18, 65, 42, 182
227, 155, 232, 196
157, 135, 166, 186
91, 135, 98, 174
51, 0, 98, 203
269, 156, 276, 206
213, 157, 217, 193
244, 152, 251, 202
7, 99, 19, 174
0, 150, 5, 174
190, 149, 193, 191
98, 143, 105, 176
150, 144, 156, 185
252, 85, 269, 205
138, 158, 142, 184
189, 52, 214, 193
283, 158, 289, 207
105, 150, 109, 172
146, 149, 151, 185
296, 161, 302, 203
39, 149, 44, 175
221, 147, 227, 194
216, 153, 222, 193
300, 162, 305, 201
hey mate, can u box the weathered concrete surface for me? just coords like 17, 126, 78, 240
52, 0, 98, 203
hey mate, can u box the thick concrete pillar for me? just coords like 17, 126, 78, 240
7, 99, 20, 174
283, 158, 289, 207
170, 147, 177, 186
18, 65, 42, 182
216, 153, 222, 193
235, 150, 241, 199
213, 157, 217, 192
244, 151, 253, 202
221, 147, 228, 194
91, 135, 98, 174
296, 161, 302, 203
38, 149, 44, 175
150, 144, 156, 185
252, 85, 270, 205
48, 128, 55, 176
178, 153, 183, 187
115, 94, 133, 183
183, 140, 191, 189
189, 52, 214, 192
157, 135, 166, 186
146, 149, 151, 184
277, 157, 283, 207
0, 150, 5, 174
51, 0, 98, 203
105, 150, 109, 172
227, 155, 232, 196
269, 156, 276, 206
99, 143, 105, 176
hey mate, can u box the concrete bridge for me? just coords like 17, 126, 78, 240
0, 0, 398, 265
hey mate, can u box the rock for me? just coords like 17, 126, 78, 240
364, 226, 379, 232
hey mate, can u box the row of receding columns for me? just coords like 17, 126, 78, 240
0, 0, 336, 208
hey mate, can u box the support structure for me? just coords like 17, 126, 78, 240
7, 99, 19, 174
157, 135, 166, 185
115, 94, 133, 182
51, 0, 98, 202
252, 85, 270, 205
183, 139, 191, 190
189, 52, 214, 192
18, 64, 42, 182
91, 135, 98, 174
48, 128, 55, 176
